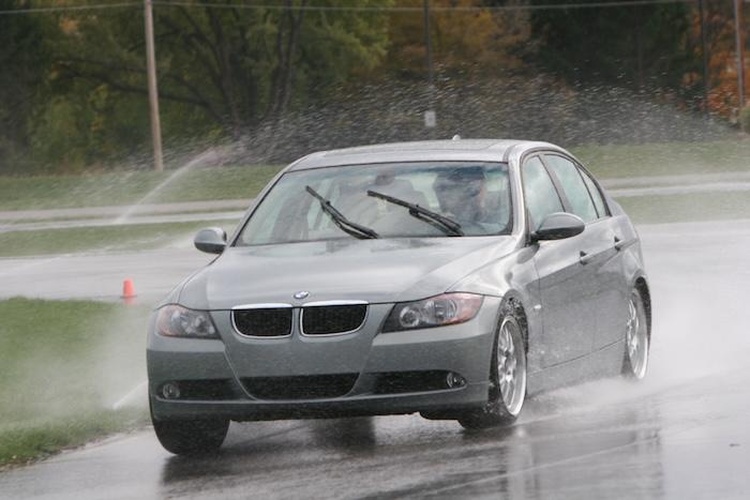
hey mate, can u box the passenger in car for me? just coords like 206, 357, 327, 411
340, 172, 428, 226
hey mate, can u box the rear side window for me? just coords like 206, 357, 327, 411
579, 168, 608, 218
521, 156, 564, 231
543, 155, 599, 223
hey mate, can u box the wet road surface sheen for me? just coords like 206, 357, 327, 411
1, 219, 749, 499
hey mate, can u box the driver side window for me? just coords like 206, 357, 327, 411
522, 156, 564, 231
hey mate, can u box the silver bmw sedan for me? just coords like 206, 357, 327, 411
147, 139, 651, 455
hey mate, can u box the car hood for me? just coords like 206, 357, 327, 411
174, 237, 518, 310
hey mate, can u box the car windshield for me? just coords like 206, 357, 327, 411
236, 161, 511, 246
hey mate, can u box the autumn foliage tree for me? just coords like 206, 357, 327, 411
385, 0, 530, 80
683, 0, 749, 120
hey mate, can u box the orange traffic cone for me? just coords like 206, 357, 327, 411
122, 278, 137, 304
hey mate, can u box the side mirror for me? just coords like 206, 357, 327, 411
194, 227, 227, 254
532, 212, 585, 241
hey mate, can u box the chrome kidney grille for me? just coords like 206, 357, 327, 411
232, 305, 293, 337
231, 301, 368, 337
301, 302, 367, 335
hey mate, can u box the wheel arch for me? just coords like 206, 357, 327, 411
498, 292, 530, 354
634, 276, 652, 339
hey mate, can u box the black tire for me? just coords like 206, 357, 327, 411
622, 287, 649, 380
152, 416, 229, 455
459, 301, 528, 430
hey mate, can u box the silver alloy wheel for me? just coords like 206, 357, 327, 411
497, 315, 526, 416
624, 290, 649, 379
457, 303, 528, 430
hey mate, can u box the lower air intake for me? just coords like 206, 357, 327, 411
242, 374, 358, 400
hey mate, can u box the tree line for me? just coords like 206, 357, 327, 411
0, 0, 746, 174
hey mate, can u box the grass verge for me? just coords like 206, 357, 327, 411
0, 298, 151, 468
1, 410, 147, 469
0, 140, 748, 212
571, 139, 750, 178
617, 191, 750, 225
0, 164, 282, 211
0, 219, 239, 257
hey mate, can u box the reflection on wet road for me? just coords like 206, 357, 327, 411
1, 220, 749, 499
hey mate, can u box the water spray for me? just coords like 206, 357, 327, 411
111, 380, 148, 411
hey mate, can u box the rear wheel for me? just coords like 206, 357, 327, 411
152, 415, 229, 455
459, 302, 527, 430
622, 287, 649, 380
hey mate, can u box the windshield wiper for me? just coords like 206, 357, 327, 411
367, 190, 463, 236
305, 186, 379, 240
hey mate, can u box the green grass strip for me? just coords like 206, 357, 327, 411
571, 139, 750, 178
1, 141, 749, 212
617, 191, 750, 225
0, 410, 147, 467
0, 220, 239, 257
0, 164, 282, 211
0, 298, 151, 467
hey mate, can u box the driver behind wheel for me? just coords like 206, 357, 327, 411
433, 167, 488, 225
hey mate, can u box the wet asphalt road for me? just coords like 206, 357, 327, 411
1, 219, 749, 499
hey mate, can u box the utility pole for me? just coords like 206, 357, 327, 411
699, 0, 710, 118
144, 0, 164, 171
423, 0, 436, 132
734, 0, 746, 110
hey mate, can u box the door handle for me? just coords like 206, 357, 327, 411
579, 250, 593, 265
614, 236, 625, 251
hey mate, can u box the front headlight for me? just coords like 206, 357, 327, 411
155, 304, 219, 339
382, 293, 484, 332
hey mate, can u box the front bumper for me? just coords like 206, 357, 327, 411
147, 299, 500, 421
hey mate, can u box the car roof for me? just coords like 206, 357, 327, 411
286, 139, 565, 171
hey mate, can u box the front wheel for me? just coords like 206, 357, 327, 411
622, 287, 649, 380
459, 302, 527, 430
152, 416, 229, 455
